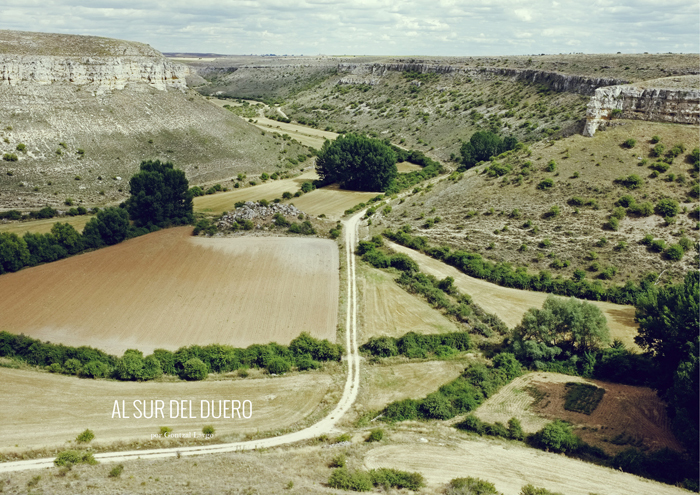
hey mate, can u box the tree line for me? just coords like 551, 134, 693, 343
0, 331, 342, 381
0, 160, 193, 275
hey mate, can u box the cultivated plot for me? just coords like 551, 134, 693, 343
0, 367, 333, 452
193, 171, 318, 214
0, 227, 339, 355
358, 264, 461, 342
365, 440, 688, 495
285, 185, 381, 220
386, 240, 640, 349
0, 215, 94, 235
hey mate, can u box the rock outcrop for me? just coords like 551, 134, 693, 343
337, 63, 627, 96
583, 77, 700, 136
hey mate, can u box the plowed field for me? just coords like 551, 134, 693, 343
0, 227, 339, 355
0, 367, 334, 452
475, 372, 682, 454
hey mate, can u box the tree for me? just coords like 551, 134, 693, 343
0, 232, 30, 273
511, 296, 610, 364
125, 160, 193, 228
82, 207, 130, 248
460, 131, 518, 170
634, 271, 699, 456
51, 222, 83, 255
315, 134, 397, 191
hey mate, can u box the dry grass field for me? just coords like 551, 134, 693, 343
385, 240, 640, 349
0, 227, 339, 355
357, 263, 460, 343
285, 185, 382, 220
396, 161, 423, 173
364, 437, 688, 495
0, 215, 94, 235
0, 367, 335, 453
358, 361, 466, 411
193, 170, 318, 214
475, 372, 683, 455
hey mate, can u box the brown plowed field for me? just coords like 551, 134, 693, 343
284, 185, 381, 220
193, 170, 318, 214
0, 227, 339, 355
0, 367, 334, 452
358, 263, 460, 343
386, 240, 640, 349
475, 372, 683, 455
364, 440, 688, 495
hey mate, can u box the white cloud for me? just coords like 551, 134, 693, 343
0, 0, 697, 55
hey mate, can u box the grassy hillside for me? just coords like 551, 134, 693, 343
371, 120, 699, 287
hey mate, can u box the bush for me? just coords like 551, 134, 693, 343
508, 417, 525, 440
545, 160, 556, 172
329, 453, 346, 468
76, 429, 95, 443
369, 468, 425, 490
655, 198, 679, 217
366, 428, 384, 442
54, 450, 98, 467
623, 138, 636, 148
2, 153, 18, 162
649, 161, 670, 173
649, 239, 666, 252
664, 244, 684, 261
651, 143, 665, 157
537, 178, 554, 190
383, 398, 419, 422
520, 485, 564, 495
446, 477, 501, 495
611, 206, 626, 220
614, 174, 643, 189
108, 464, 124, 478
328, 467, 372, 491
605, 217, 619, 231
628, 202, 653, 216
182, 358, 208, 380
202, 425, 215, 435
532, 420, 579, 453
267, 357, 291, 374
419, 393, 454, 420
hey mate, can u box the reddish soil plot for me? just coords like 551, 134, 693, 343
0, 227, 338, 355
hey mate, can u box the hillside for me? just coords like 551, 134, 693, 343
0, 30, 310, 209
371, 119, 699, 287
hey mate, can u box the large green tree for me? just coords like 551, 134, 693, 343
125, 160, 193, 228
315, 134, 397, 191
460, 131, 518, 170
635, 271, 699, 455
82, 207, 130, 248
511, 296, 610, 364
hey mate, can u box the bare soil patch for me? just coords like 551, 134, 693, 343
385, 240, 640, 349
364, 438, 688, 495
0, 227, 339, 355
0, 367, 334, 453
475, 372, 682, 455
0, 215, 93, 235
357, 263, 460, 343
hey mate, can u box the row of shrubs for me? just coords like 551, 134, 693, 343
0, 331, 342, 381
383, 227, 656, 306
381, 354, 522, 422
0, 207, 155, 275
361, 332, 471, 359
0, 205, 92, 222
328, 467, 424, 492
458, 416, 696, 488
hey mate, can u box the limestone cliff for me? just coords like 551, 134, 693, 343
583, 76, 700, 136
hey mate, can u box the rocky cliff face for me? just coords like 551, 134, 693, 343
337, 63, 627, 96
0, 56, 188, 93
583, 81, 700, 136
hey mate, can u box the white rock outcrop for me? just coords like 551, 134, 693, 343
583, 84, 700, 136
0, 55, 188, 93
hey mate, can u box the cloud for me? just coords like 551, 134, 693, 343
0, 0, 697, 55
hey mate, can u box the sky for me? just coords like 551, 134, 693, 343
1, 0, 699, 56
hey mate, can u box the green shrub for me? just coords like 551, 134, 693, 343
649, 239, 666, 252
76, 429, 95, 444
108, 464, 124, 478
543, 205, 560, 218
623, 138, 636, 148
267, 357, 291, 374
520, 485, 564, 495
628, 202, 653, 216
649, 161, 670, 173
202, 425, 215, 435
367, 428, 384, 442
383, 398, 419, 422
2, 153, 18, 162
664, 244, 684, 261
611, 206, 627, 220
545, 160, 556, 172
419, 393, 454, 420
605, 217, 619, 231
651, 143, 665, 157
182, 358, 208, 381
650, 135, 661, 144
508, 417, 525, 440
654, 198, 679, 217
532, 420, 579, 453
446, 477, 501, 495
16, 143, 26, 152
369, 468, 425, 490
54, 450, 98, 467
537, 178, 554, 190
614, 174, 643, 189
328, 467, 372, 491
